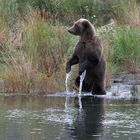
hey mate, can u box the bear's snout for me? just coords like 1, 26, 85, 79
67, 27, 75, 34
67, 28, 72, 33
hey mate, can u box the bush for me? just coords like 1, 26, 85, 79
0, 13, 77, 93
1, 0, 139, 26
98, 25, 140, 74
0, 0, 140, 93
113, 26, 140, 72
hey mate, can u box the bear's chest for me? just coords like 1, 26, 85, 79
75, 42, 91, 59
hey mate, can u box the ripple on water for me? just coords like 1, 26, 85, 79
5, 107, 78, 126
5, 109, 28, 119
30, 128, 42, 134
47, 83, 140, 100
45, 108, 78, 125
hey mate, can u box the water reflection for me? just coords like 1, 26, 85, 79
130, 85, 139, 96
69, 96, 105, 140
0, 94, 140, 140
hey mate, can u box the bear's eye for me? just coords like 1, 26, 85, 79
75, 24, 79, 30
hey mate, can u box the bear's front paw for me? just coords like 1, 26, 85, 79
66, 63, 71, 73
79, 70, 84, 76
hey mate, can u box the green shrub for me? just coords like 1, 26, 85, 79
0, 0, 140, 93
113, 26, 140, 72
0, 14, 77, 93
98, 25, 140, 73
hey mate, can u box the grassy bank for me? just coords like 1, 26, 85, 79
0, 13, 77, 93
99, 25, 140, 73
0, 0, 140, 93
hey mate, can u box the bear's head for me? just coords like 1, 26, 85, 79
67, 18, 96, 38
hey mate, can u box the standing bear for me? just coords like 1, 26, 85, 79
66, 18, 106, 95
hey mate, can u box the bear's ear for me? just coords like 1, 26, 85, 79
82, 20, 89, 29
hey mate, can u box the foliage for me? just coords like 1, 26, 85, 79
0, 13, 77, 93
0, 0, 140, 93
113, 26, 140, 72
1, 0, 139, 25
98, 25, 140, 73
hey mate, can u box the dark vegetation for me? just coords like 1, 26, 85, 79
0, 0, 140, 93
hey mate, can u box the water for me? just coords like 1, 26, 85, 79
79, 70, 86, 109
65, 72, 71, 93
0, 84, 140, 140
79, 70, 86, 95
65, 72, 72, 109
0, 77, 140, 140
65, 70, 86, 109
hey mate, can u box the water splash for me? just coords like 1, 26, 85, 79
78, 70, 86, 109
65, 72, 71, 93
65, 72, 72, 109
65, 70, 86, 110
79, 70, 86, 95
78, 96, 82, 109
65, 96, 69, 109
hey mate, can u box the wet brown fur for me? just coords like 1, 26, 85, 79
66, 18, 106, 95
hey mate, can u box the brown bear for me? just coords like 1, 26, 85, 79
66, 18, 106, 95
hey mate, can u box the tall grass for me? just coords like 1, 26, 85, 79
98, 25, 140, 74
113, 26, 140, 73
0, 0, 140, 93
97, 23, 140, 88
0, 11, 76, 93
1, 0, 139, 25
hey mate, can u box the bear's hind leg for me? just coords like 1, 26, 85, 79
92, 82, 106, 95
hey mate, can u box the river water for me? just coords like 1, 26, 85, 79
0, 83, 140, 140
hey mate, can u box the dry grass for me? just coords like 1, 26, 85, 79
0, 11, 71, 93
0, 0, 140, 93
